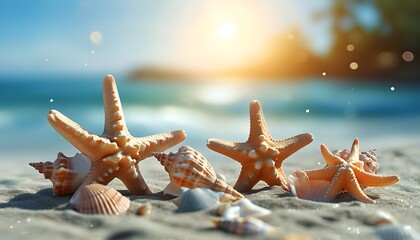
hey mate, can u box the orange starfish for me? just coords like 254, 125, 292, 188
302, 139, 399, 203
207, 100, 313, 192
48, 75, 186, 196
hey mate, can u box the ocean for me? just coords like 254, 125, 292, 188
1, 75, 420, 166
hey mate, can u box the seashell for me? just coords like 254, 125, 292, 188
136, 202, 152, 216
212, 217, 275, 236
218, 199, 272, 219
29, 152, 91, 196
70, 183, 130, 215
333, 149, 379, 174
365, 210, 398, 226
175, 188, 221, 213
153, 146, 243, 199
288, 170, 330, 201
374, 224, 420, 240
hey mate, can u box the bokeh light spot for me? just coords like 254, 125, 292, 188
346, 44, 355, 52
349, 62, 358, 70
90, 31, 103, 44
390, 86, 395, 91
402, 51, 414, 62
322, 72, 326, 76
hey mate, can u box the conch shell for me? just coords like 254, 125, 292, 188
153, 146, 243, 199
333, 149, 378, 174
29, 152, 90, 196
70, 183, 130, 215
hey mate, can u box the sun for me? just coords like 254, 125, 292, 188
217, 21, 236, 40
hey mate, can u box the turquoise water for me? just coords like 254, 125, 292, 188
1, 75, 420, 163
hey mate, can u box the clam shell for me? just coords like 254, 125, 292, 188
288, 170, 330, 201
212, 217, 274, 236
71, 183, 130, 215
218, 199, 271, 219
175, 188, 221, 213
154, 146, 243, 199
29, 152, 91, 196
374, 224, 420, 240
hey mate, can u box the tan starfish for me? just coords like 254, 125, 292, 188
48, 74, 186, 195
302, 138, 399, 203
207, 100, 314, 193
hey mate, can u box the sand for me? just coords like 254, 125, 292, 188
1, 144, 419, 240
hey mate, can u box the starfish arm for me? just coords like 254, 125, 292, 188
347, 138, 360, 163
248, 100, 271, 140
271, 133, 314, 163
324, 167, 347, 201
262, 167, 290, 192
233, 165, 261, 192
345, 169, 375, 203
352, 166, 399, 187
320, 144, 346, 166
207, 139, 253, 164
136, 130, 186, 160
102, 75, 129, 141
48, 110, 119, 161
303, 165, 341, 181
118, 164, 152, 195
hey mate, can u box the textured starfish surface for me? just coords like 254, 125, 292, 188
48, 75, 186, 195
207, 100, 314, 192
302, 139, 399, 203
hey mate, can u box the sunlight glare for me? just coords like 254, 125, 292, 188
195, 84, 244, 105
217, 21, 236, 40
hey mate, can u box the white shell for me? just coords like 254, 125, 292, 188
218, 199, 272, 219
212, 217, 274, 236
288, 170, 330, 201
70, 183, 130, 215
175, 188, 221, 213
374, 225, 420, 240
365, 210, 399, 226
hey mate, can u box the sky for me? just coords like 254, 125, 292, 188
0, 0, 335, 77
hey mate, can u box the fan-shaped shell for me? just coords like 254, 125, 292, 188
154, 146, 243, 199
288, 170, 330, 201
175, 188, 221, 213
29, 152, 91, 196
212, 217, 274, 236
71, 183, 130, 215
218, 199, 271, 219
374, 224, 420, 240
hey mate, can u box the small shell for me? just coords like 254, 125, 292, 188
288, 171, 330, 201
71, 183, 130, 215
136, 202, 152, 216
29, 152, 91, 196
374, 224, 420, 240
333, 149, 378, 174
212, 217, 274, 236
365, 210, 398, 226
218, 199, 272, 219
154, 146, 243, 199
175, 188, 221, 213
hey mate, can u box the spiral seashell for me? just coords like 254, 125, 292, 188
29, 152, 91, 196
333, 149, 379, 174
288, 170, 330, 201
218, 199, 271, 219
70, 183, 130, 215
212, 217, 275, 236
175, 188, 221, 213
153, 146, 244, 199
374, 224, 420, 240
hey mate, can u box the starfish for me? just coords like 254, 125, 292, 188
302, 138, 399, 203
48, 74, 186, 195
207, 100, 314, 193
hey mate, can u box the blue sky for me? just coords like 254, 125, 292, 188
0, 0, 334, 76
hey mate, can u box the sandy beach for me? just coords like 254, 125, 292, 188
1, 141, 419, 240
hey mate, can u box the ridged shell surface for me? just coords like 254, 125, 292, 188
154, 146, 243, 198
333, 149, 378, 174
71, 183, 130, 215
29, 152, 91, 196
176, 188, 221, 213
288, 171, 330, 201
